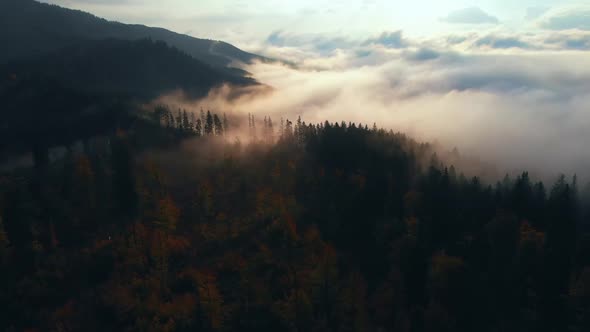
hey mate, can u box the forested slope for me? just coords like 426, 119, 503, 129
1, 112, 589, 331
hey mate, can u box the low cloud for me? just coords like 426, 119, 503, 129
435, 31, 590, 51
544, 32, 590, 50
363, 31, 408, 48
473, 35, 532, 50
538, 7, 590, 31
403, 48, 441, 62
442, 7, 499, 25
159, 29, 590, 181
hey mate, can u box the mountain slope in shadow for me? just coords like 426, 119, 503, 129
0, 38, 257, 160
0, 0, 269, 68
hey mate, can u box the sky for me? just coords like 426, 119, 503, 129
40, 0, 589, 45
38, 0, 590, 42
42, 0, 590, 180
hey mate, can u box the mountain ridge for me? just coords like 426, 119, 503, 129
0, 0, 270, 68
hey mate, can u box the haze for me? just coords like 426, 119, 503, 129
42, 0, 590, 179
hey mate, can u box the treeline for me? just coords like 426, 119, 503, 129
153, 105, 228, 137
1, 117, 590, 332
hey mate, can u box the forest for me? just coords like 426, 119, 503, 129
1, 107, 590, 332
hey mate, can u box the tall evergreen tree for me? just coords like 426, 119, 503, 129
267, 117, 274, 143
213, 114, 223, 136
182, 110, 191, 133
205, 111, 214, 135
191, 112, 197, 133
195, 119, 203, 137
176, 109, 183, 130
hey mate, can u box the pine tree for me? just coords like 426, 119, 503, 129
205, 111, 214, 135
166, 111, 174, 128
182, 110, 191, 133
213, 114, 223, 136
191, 112, 196, 133
285, 120, 293, 138
154, 105, 168, 127
176, 109, 183, 130
195, 119, 203, 137
296, 116, 303, 143
267, 117, 274, 143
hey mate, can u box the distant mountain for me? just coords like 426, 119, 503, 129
0, 0, 269, 68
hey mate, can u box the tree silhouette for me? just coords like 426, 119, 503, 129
205, 111, 214, 135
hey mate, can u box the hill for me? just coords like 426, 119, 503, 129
0, 116, 589, 331
0, 38, 256, 159
0, 0, 269, 68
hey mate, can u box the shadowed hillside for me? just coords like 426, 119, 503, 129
0, 39, 257, 163
0, 0, 269, 68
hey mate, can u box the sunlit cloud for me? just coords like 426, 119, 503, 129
37, 0, 590, 179
165, 28, 590, 180
442, 7, 499, 25
537, 6, 590, 30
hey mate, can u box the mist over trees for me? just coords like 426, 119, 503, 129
1, 2, 590, 332
1, 110, 590, 332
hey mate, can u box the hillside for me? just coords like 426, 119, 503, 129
0, 38, 256, 159
1, 115, 589, 331
0, 0, 268, 68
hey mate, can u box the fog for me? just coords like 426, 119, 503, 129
154, 30, 590, 182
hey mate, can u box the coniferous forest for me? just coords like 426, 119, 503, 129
1, 107, 590, 332
2, 2, 590, 332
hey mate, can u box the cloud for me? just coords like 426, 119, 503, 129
265, 30, 410, 54
427, 31, 590, 52
153, 28, 590, 181
442, 7, 499, 25
544, 32, 590, 50
363, 31, 408, 48
403, 48, 441, 62
265, 30, 358, 55
538, 7, 590, 30
526, 7, 550, 20
473, 35, 532, 49
218, 31, 590, 180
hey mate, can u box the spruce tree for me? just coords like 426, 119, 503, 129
205, 111, 214, 135
195, 119, 203, 137
213, 114, 223, 136
182, 110, 190, 133
176, 109, 183, 130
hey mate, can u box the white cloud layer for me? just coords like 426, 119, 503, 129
179, 29, 590, 181
39, 0, 590, 180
